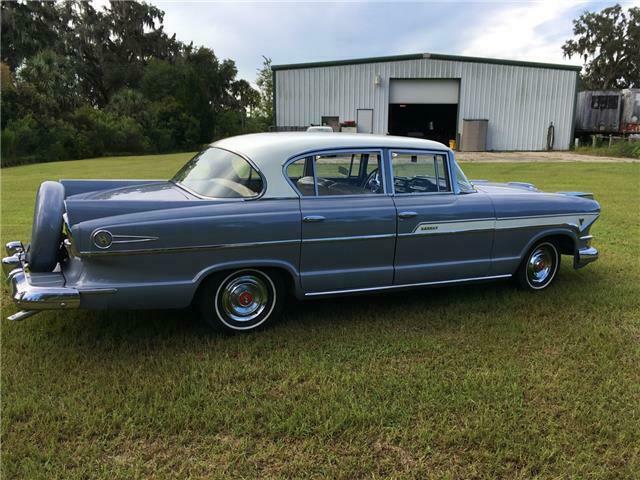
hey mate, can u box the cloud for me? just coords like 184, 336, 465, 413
150, 0, 640, 82
457, 0, 640, 65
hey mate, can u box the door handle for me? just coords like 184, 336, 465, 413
303, 215, 326, 223
398, 211, 418, 219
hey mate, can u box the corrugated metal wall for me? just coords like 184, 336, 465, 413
275, 58, 578, 151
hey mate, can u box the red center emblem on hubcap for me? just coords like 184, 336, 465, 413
238, 292, 253, 306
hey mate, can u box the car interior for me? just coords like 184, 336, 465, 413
290, 153, 383, 196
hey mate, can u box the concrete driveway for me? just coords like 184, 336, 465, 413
456, 151, 638, 163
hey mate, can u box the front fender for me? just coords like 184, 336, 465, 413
517, 226, 579, 262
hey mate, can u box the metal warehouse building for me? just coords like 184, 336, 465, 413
272, 53, 581, 151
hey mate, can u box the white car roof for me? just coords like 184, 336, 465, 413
211, 132, 450, 198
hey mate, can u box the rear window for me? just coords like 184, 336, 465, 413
172, 148, 263, 198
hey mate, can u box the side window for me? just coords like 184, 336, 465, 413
286, 157, 315, 196
172, 147, 264, 198
314, 152, 383, 196
287, 151, 384, 197
391, 152, 451, 194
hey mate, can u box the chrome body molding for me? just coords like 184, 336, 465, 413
305, 274, 513, 297
78, 238, 300, 257
408, 213, 599, 237
301, 233, 395, 244
92, 230, 159, 249
112, 235, 159, 244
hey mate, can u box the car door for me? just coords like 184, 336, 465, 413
286, 149, 397, 293
390, 150, 495, 285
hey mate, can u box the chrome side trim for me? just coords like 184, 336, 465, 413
496, 212, 599, 221
112, 235, 159, 244
78, 288, 118, 295
403, 212, 599, 237
304, 274, 512, 297
302, 233, 395, 244
79, 238, 300, 257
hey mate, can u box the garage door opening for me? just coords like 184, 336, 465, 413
388, 103, 457, 144
388, 79, 459, 145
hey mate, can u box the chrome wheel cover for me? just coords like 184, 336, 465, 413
526, 244, 555, 287
220, 274, 269, 322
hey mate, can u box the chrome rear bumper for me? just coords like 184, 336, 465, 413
2, 241, 80, 321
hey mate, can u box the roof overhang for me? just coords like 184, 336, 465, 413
272, 52, 582, 73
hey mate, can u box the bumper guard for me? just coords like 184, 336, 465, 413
574, 235, 599, 269
2, 241, 80, 321
575, 246, 599, 269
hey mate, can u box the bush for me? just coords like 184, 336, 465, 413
575, 139, 640, 159
69, 107, 150, 157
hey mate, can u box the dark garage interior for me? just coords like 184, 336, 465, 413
388, 104, 458, 145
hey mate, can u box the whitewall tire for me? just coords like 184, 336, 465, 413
516, 241, 560, 291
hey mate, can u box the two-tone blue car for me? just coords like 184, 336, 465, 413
3, 133, 600, 332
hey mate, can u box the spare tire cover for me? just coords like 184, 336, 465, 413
28, 181, 65, 272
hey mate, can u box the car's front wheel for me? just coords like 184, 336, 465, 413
516, 241, 561, 291
198, 268, 285, 332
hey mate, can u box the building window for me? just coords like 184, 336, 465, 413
321, 116, 340, 132
591, 95, 618, 109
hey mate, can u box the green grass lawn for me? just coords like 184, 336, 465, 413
1, 154, 639, 479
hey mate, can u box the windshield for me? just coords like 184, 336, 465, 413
172, 147, 264, 198
454, 162, 475, 193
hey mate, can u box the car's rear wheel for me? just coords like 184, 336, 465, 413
198, 269, 285, 332
516, 241, 560, 291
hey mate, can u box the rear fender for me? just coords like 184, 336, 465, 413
193, 259, 303, 300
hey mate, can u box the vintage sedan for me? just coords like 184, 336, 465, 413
3, 133, 600, 331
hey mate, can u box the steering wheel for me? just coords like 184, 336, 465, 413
362, 168, 381, 193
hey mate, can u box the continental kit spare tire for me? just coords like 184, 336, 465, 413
27, 181, 65, 272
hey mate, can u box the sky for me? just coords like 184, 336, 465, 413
144, 0, 640, 83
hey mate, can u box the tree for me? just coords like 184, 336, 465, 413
17, 50, 81, 117
65, 0, 182, 107
563, 4, 640, 89
0, 1, 65, 71
255, 56, 274, 125
0, 0, 267, 165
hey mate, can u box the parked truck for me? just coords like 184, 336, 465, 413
575, 89, 640, 135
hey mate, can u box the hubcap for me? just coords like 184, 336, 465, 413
220, 274, 269, 322
527, 245, 555, 286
